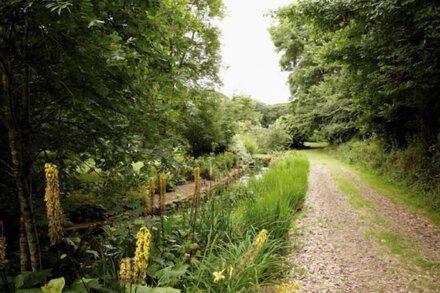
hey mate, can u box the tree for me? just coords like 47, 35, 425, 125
0, 0, 223, 271
182, 90, 235, 157
271, 0, 440, 149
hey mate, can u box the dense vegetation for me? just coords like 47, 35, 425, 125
2, 0, 439, 291
0, 1, 299, 291
270, 0, 440, 196
1, 0, 225, 273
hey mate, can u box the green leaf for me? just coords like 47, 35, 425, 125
129, 285, 181, 293
152, 264, 189, 287
15, 270, 51, 289
70, 278, 102, 292
41, 277, 65, 293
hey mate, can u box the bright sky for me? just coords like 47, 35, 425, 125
218, 0, 292, 105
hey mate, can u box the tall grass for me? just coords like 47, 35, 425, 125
98, 154, 310, 292
237, 155, 309, 240
188, 154, 310, 291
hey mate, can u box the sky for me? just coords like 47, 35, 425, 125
218, 0, 292, 105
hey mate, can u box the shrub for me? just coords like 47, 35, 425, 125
239, 135, 259, 155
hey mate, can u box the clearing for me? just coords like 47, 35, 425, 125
289, 152, 440, 292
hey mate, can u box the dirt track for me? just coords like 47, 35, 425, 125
289, 160, 440, 292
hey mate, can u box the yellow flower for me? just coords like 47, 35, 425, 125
159, 174, 167, 213
234, 229, 270, 276
44, 163, 64, 246
253, 229, 268, 250
213, 270, 225, 282
133, 226, 152, 284
194, 167, 201, 195
273, 282, 301, 292
119, 258, 133, 284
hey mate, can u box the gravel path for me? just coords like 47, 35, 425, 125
289, 161, 440, 292
341, 169, 440, 262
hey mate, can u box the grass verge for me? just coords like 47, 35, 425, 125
304, 150, 440, 227
191, 153, 309, 292
237, 154, 309, 240
304, 150, 440, 291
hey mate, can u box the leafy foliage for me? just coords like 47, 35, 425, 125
0, 0, 225, 275
271, 0, 440, 149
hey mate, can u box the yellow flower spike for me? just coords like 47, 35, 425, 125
213, 270, 225, 282
234, 229, 270, 276
194, 167, 201, 196
133, 226, 152, 284
0, 238, 5, 266
191, 167, 202, 227
253, 229, 268, 251
119, 258, 133, 284
159, 174, 166, 214
44, 163, 64, 246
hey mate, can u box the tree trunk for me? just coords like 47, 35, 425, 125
2, 71, 41, 271
19, 218, 30, 271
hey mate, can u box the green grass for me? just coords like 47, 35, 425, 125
303, 150, 440, 228
185, 153, 310, 292
303, 150, 440, 291
76, 172, 101, 183
368, 228, 440, 292
354, 170, 440, 226
334, 175, 373, 209
304, 141, 329, 148
237, 153, 310, 240
368, 230, 440, 275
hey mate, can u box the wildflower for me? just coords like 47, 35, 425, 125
234, 229, 269, 276
119, 258, 133, 284
44, 163, 64, 246
148, 178, 155, 214
194, 167, 201, 196
191, 167, 202, 227
273, 282, 301, 292
213, 270, 225, 282
159, 174, 166, 213
133, 226, 152, 284
253, 229, 268, 250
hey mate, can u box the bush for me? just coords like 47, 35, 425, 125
228, 135, 253, 164
239, 135, 259, 155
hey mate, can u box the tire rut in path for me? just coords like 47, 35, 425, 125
340, 168, 440, 262
289, 162, 435, 292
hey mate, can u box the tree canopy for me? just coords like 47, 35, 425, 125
271, 0, 440, 147
0, 0, 224, 271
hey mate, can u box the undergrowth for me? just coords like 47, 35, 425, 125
187, 153, 309, 292
327, 138, 440, 226
72, 153, 311, 292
